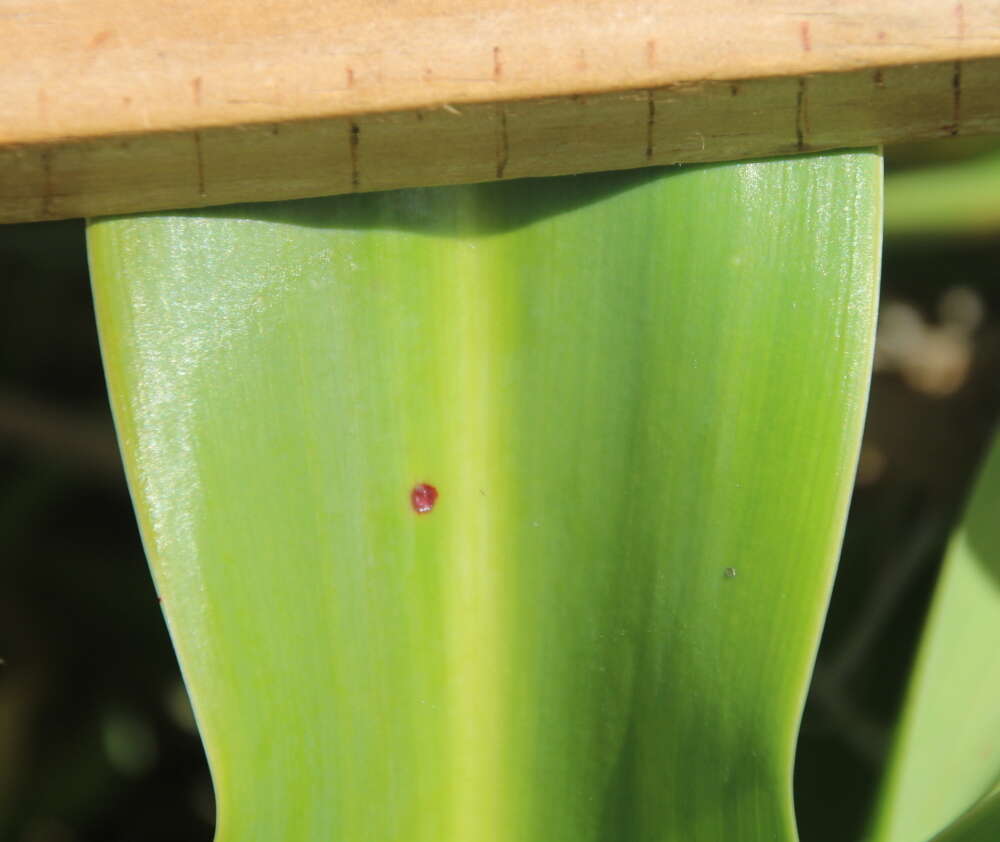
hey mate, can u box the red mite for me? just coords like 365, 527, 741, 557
410, 483, 438, 514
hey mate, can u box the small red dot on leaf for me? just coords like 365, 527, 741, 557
411, 483, 438, 514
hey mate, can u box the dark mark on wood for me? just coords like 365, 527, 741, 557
193, 131, 206, 197
876, 30, 887, 41
91, 29, 113, 48
799, 21, 812, 52
795, 77, 808, 151
495, 105, 509, 179
191, 76, 202, 106
645, 90, 655, 162
346, 66, 355, 88
950, 60, 962, 135
41, 149, 53, 217
349, 121, 360, 189
493, 46, 502, 81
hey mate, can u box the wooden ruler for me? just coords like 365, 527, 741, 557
2, 0, 999, 222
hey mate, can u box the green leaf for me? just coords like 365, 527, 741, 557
868, 432, 1000, 842
87, 152, 881, 842
930, 789, 1000, 842
884, 146, 1000, 239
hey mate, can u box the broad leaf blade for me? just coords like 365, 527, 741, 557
88, 153, 881, 842
868, 432, 1000, 842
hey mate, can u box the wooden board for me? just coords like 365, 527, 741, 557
2, 0, 1000, 222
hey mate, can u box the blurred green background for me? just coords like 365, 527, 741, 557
1, 140, 999, 842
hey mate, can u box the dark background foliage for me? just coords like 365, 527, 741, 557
1, 143, 998, 842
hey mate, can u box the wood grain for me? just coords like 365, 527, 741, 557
2, 0, 1000, 222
